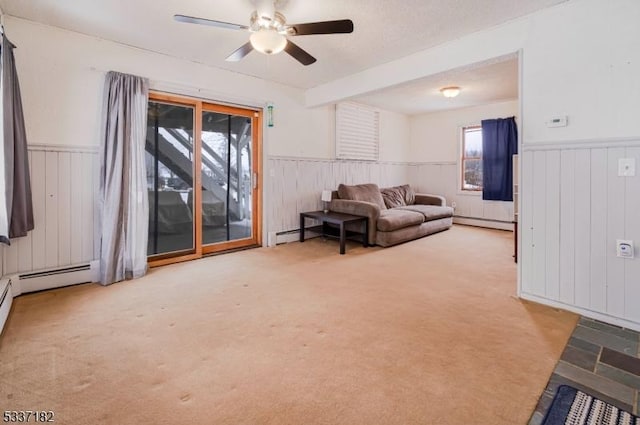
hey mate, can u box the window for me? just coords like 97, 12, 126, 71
335, 102, 379, 161
461, 126, 483, 191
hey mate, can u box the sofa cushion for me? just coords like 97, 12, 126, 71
377, 209, 424, 232
376, 217, 453, 247
337, 183, 387, 209
396, 205, 454, 221
380, 184, 415, 208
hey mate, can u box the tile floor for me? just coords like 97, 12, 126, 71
529, 317, 640, 425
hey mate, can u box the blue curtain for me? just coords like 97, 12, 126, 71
481, 117, 518, 201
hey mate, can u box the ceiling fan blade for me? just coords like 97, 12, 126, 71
284, 40, 316, 66
288, 19, 354, 36
174, 14, 249, 31
225, 42, 254, 62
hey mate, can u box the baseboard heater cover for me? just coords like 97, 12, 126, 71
0, 278, 13, 335
453, 215, 512, 224
453, 216, 513, 231
274, 228, 322, 245
9, 260, 100, 297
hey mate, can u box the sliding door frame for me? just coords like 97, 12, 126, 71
200, 101, 262, 255
147, 91, 262, 268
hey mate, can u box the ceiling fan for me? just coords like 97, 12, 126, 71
174, 0, 354, 66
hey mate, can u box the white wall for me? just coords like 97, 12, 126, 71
8, 16, 412, 163
3, 16, 413, 277
2, 16, 338, 276
264, 105, 411, 238
407, 101, 518, 224
379, 109, 410, 162
307, 1, 640, 144
520, 142, 640, 331
517, 1, 640, 331
5, 16, 332, 159
304, 0, 640, 330
409, 100, 518, 163
521, 0, 640, 143
6, 2, 640, 330
3, 147, 99, 276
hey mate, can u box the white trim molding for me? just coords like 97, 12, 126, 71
27, 144, 100, 153
521, 292, 640, 333
522, 137, 640, 151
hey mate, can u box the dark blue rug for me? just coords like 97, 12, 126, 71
542, 385, 639, 425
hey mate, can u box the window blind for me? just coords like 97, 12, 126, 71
335, 102, 379, 161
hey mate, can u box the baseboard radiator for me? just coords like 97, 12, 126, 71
0, 261, 100, 334
0, 277, 14, 335
8, 261, 100, 297
453, 215, 514, 231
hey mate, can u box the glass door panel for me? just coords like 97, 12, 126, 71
146, 92, 261, 266
201, 111, 253, 245
146, 101, 195, 256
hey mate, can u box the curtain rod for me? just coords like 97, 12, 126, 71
88, 66, 269, 108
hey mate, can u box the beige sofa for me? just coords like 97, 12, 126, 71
329, 183, 453, 247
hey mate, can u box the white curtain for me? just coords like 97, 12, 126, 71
99, 71, 149, 285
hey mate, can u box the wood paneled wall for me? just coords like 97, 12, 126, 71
410, 162, 514, 223
266, 157, 410, 233
520, 141, 640, 327
265, 157, 514, 234
5, 144, 637, 329
2, 145, 99, 275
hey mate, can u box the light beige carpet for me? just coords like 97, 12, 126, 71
0, 225, 577, 424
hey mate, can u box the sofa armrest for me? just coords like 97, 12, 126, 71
414, 193, 446, 207
329, 199, 380, 245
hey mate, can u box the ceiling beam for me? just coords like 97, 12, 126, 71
304, 15, 528, 108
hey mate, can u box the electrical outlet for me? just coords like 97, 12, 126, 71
616, 240, 634, 258
451, 201, 457, 209
618, 158, 636, 177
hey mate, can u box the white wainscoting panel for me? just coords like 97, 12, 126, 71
3, 145, 99, 276
624, 147, 640, 324
520, 141, 640, 330
267, 157, 410, 234
267, 157, 514, 236
409, 162, 514, 223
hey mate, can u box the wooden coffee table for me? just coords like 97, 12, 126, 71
299, 211, 369, 254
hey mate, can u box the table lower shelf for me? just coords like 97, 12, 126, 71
306, 224, 369, 245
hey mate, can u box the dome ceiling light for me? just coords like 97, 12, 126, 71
440, 86, 461, 98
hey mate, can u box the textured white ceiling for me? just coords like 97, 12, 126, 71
356, 56, 519, 115
0, 0, 566, 90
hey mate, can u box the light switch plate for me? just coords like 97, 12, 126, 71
618, 158, 636, 177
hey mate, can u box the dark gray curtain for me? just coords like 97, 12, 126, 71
481, 117, 518, 201
0, 33, 34, 245
99, 71, 149, 285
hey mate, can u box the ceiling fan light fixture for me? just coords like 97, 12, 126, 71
440, 86, 461, 98
250, 28, 287, 55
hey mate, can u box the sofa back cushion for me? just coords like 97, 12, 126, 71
337, 183, 387, 209
380, 184, 416, 208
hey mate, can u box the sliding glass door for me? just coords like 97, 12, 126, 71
146, 101, 195, 257
200, 110, 254, 250
146, 93, 261, 264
